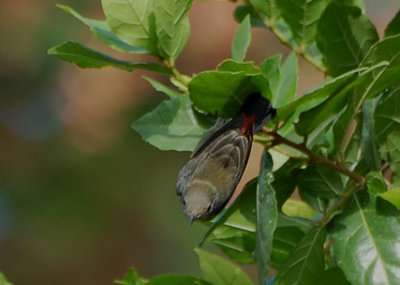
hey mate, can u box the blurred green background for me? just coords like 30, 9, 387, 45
0, 0, 398, 284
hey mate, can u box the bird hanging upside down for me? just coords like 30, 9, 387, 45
176, 93, 276, 223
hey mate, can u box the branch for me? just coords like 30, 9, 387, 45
262, 127, 365, 185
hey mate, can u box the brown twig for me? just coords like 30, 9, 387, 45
262, 127, 365, 184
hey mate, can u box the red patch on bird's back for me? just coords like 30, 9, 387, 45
241, 115, 255, 135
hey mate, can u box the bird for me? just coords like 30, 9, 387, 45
176, 93, 276, 223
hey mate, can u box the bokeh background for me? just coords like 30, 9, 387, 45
0, 0, 398, 284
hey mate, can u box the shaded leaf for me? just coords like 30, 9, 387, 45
357, 35, 400, 100
272, 159, 302, 209
255, 151, 277, 284
275, 227, 326, 285
195, 248, 254, 285
366, 171, 387, 195
272, 226, 306, 268
57, 4, 146, 53
316, 3, 379, 76
277, 66, 373, 123
332, 38, 400, 154
209, 225, 256, 264
331, 192, 400, 285
132, 95, 214, 151
231, 15, 252, 61
295, 62, 386, 136
385, 9, 400, 38
361, 99, 381, 170
276, 0, 328, 51
375, 86, 400, 175
294, 85, 350, 136
48, 41, 171, 74
297, 165, 344, 200
201, 181, 311, 267
318, 267, 351, 285
189, 67, 270, 118
249, 0, 280, 20
379, 189, 400, 210
234, 5, 265, 28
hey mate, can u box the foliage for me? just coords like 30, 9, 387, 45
48, 0, 400, 284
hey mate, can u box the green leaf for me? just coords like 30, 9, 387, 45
147, 275, 210, 285
276, 66, 372, 123
217, 60, 260, 74
316, 3, 379, 76
101, 0, 192, 59
231, 15, 252, 61
101, 0, 157, 54
208, 225, 256, 264
282, 199, 318, 220
260, 54, 281, 92
297, 61, 386, 138
249, 0, 280, 20
385, 9, 400, 37
272, 226, 307, 268
255, 150, 277, 284
48, 41, 171, 74
379, 189, 400, 210
375, 86, 400, 174
234, 5, 265, 28
318, 267, 351, 285
132, 95, 214, 151
277, 213, 313, 232
361, 99, 381, 170
294, 82, 350, 136
357, 35, 400, 100
143, 77, 181, 99
275, 227, 327, 285
201, 181, 310, 267
152, 0, 193, 59
276, 0, 328, 52
261, 53, 298, 108
114, 268, 146, 285
297, 165, 344, 200
272, 159, 302, 209
189, 67, 270, 118
273, 215, 312, 268
365, 171, 387, 195
331, 192, 400, 285
195, 248, 254, 285
56, 4, 146, 53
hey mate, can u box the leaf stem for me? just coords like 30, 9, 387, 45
163, 59, 191, 92
262, 127, 365, 185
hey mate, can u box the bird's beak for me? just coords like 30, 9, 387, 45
186, 213, 195, 226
